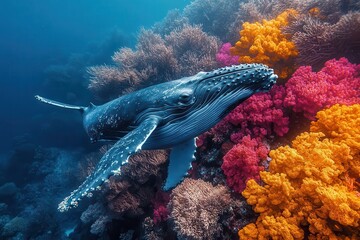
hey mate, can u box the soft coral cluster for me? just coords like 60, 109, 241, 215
239, 104, 360, 239
230, 9, 298, 79
284, 57, 360, 119
199, 85, 289, 148
227, 85, 289, 142
222, 136, 269, 193
216, 42, 239, 67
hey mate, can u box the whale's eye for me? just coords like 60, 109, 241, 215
178, 93, 193, 105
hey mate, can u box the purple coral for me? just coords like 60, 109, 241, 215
216, 43, 239, 67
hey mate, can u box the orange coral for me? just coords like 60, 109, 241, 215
230, 9, 298, 79
239, 104, 360, 239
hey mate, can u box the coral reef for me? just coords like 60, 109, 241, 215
152, 9, 189, 36
88, 25, 219, 101
0, 182, 18, 197
0, 147, 85, 239
222, 136, 269, 193
152, 191, 170, 225
8, 0, 360, 238
284, 57, 360, 119
183, 0, 243, 42
80, 203, 110, 235
1, 216, 29, 238
168, 178, 232, 240
230, 9, 298, 79
199, 84, 289, 147
216, 43, 239, 67
164, 24, 219, 75
290, 12, 360, 69
77, 150, 169, 236
106, 150, 168, 213
88, 29, 175, 101
237, 0, 288, 23
239, 104, 360, 239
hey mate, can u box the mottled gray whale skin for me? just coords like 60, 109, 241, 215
35, 63, 277, 212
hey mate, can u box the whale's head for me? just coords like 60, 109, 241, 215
161, 64, 277, 119
190, 63, 277, 110
142, 63, 277, 147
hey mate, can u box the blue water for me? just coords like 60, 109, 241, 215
1, 1, 191, 239
0, 0, 190, 153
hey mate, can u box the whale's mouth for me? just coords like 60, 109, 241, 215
269, 73, 278, 83
260, 73, 278, 91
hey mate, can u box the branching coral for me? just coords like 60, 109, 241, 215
88, 30, 175, 101
290, 12, 360, 69
88, 25, 219, 101
284, 57, 360, 119
105, 150, 168, 216
222, 136, 269, 193
78, 150, 168, 235
165, 25, 219, 75
183, 0, 243, 41
169, 179, 232, 240
230, 9, 298, 79
239, 104, 360, 239
237, 0, 297, 23
238, 0, 359, 24
152, 9, 189, 36
81, 203, 110, 235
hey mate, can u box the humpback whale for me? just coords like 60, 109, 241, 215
35, 64, 277, 212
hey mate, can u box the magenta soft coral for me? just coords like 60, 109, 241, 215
284, 57, 360, 119
152, 191, 170, 224
198, 85, 289, 149
216, 43, 239, 66
227, 85, 289, 143
222, 136, 269, 192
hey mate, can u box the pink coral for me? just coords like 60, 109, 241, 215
227, 85, 289, 143
216, 43, 239, 66
198, 85, 289, 155
222, 136, 269, 192
284, 57, 360, 119
153, 205, 168, 225
152, 191, 170, 224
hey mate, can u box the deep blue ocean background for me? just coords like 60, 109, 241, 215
0, 2, 189, 237
0, 0, 190, 155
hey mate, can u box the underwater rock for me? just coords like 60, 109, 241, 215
1, 216, 29, 238
0, 182, 19, 197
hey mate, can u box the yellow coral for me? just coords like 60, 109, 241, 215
239, 104, 360, 239
230, 9, 298, 79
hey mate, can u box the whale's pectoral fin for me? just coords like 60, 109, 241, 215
163, 138, 197, 190
58, 117, 159, 212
